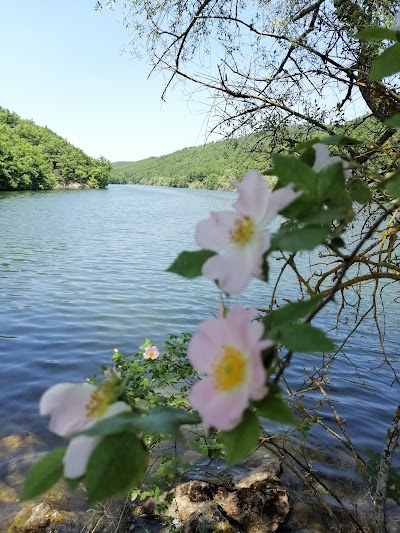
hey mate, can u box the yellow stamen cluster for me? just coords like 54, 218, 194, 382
229, 215, 255, 245
86, 382, 114, 418
212, 346, 246, 391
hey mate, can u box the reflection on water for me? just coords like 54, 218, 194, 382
0, 185, 399, 481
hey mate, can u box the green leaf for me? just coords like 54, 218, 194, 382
299, 146, 316, 166
82, 408, 200, 438
129, 407, 200, 436
348, 179, 372, 204
278, 323, 335, 353
272, 154, 320, 220
370, 43, 400, 80
263, 296, 323, 331
300, 207, 352, 225
85, 432, 149, 504
317, 134, 364, 147
254, 385, 296, 425
272, 154, 317, 191
221, 410, 260, 465
272, 225, 329, 252
356, 27, 400, 42
294, 134, 363, 151
384, 175, 400, 198
317, 162, 346, 203
385, 114, 400, 129
64, 477, 81, 491
167, 250, 215, 278
20, 447, 66, 501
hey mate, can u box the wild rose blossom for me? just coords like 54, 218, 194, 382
40, 382, 131, 478
143, 345, 160, 360
312, 143, 351, 179
188, 304, 273, 431
196, 170, 300, 295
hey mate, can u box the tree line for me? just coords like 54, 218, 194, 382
0, 107, 111, 190
111, 116, 394, 190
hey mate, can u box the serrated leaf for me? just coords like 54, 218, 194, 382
254, 386, 296, 425
317, 162, 346, 203
167, 250, 215, 278
20, 447, 66, 501
278, 323, 335, 352
348, 179, 372, 204
370, 43, 400, 80
85, 432, 149, 504
356, 27, 400, 41
82, 408, 200, 438
264, 296, 323, 331
130, 407, 200, 435
299, 146, 316, 166
272, 225, 329, 252
272, 153, 317, 191
221, 410, 260, 465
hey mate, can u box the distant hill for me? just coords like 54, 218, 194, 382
111, 114, 397, 191
111, 135, 275, 190
0, 107, 111, 190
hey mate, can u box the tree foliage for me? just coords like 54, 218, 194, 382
111, 134, 274, 189
99, 0, 399, 166
0, 107, 111, 190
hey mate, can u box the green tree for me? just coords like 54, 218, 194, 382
99, 0, 399, 165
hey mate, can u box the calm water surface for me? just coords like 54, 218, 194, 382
0, 185, 399, 475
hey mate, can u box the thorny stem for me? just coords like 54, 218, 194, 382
374, 405, 400, 532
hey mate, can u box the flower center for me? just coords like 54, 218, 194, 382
229, 215, 255, 245
212, 346, 246, 391
86, 382, 113, 419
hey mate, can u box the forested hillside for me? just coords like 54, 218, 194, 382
111, 135, 274, 190
0, 107, 111, 190
112, 115, 396, 191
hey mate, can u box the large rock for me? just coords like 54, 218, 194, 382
165, 464, 289, 533
8, 503, 51, 532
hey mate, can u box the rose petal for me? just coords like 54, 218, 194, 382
40, 383, 95, 437
202, 246, 256, 295
63, 435, 100, 479
263, 185, 302, 225
189, 379, 248, 431
196, 211, 238, 251
233, 170, 270, 221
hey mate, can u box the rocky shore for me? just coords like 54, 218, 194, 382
1, 431, 398, 532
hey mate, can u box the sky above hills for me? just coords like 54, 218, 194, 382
0, 1, 214, 162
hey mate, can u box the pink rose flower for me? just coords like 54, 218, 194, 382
143, 345, 160, 360
196, 170, 300, 295
40, 383, 131, 478
188, 304, 273, 431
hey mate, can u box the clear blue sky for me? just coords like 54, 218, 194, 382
0, 0, 214, 162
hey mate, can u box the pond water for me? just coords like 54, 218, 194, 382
0, 184, 399, 478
